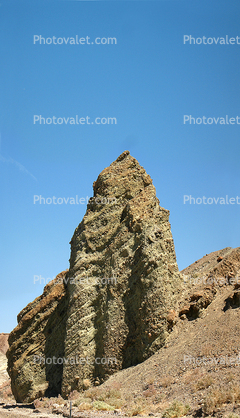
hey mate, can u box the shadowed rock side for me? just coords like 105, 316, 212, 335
6, 271, 68, 403
61, 150, 182, 396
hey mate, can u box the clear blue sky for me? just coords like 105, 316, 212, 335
1, 0, 240, 332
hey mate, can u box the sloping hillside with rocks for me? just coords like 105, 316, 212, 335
2, 247, 240, 417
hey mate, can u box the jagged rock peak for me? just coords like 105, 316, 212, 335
93, 150, 153, 201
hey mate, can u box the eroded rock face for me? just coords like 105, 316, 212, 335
179, 247, 240, 320
61, 151, 182, 396
7, 271, 68, 402
7, 151, 182, 402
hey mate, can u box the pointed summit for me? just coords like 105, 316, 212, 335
93, 150, 153, 200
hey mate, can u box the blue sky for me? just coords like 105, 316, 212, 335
1, 0, 240, 332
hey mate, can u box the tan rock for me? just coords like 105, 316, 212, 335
7, 270, 68, 402
7, 151, 183, 402
167, 309, 177, 323
61, 151, 182, 396
179, 305, 191, 316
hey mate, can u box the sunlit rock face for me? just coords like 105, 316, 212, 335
7, 151, 182, 402
62, 150, 182, 396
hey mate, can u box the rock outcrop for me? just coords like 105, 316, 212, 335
179, 246, 240, 320
61, 150, 182, 396
7, 151, 182, 402
7, 271, 68, 402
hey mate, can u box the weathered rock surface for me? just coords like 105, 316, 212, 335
181, 246, 238, 279
61, 150, 182, 396
7, 151, 182, 402
7, 271, 68, 402
178, 246, 240, 320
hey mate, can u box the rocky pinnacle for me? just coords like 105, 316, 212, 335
61, 150, 182, 395
7, 151, 182, 402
